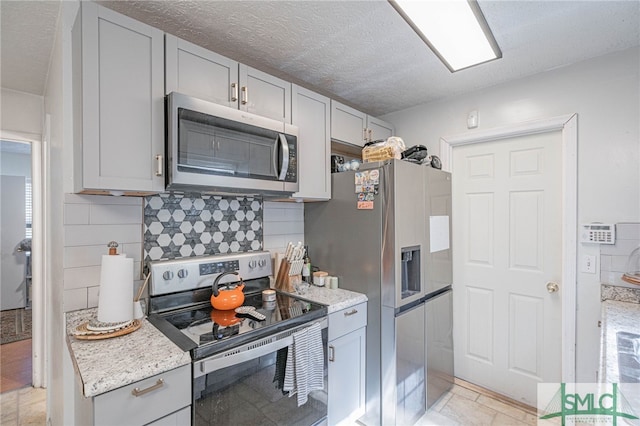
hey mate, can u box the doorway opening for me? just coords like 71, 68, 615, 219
0, 139, 34, 393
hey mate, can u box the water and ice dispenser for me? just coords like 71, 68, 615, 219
401, 246, 421, 299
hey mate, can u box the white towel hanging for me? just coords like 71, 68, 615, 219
283, 322, 324, 406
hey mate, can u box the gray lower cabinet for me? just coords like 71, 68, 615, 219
72, 2, 165, 194
328, 303, 367, 425
165, 34, 291, 123
75, 365, 191, 426
292, 85, 331, 200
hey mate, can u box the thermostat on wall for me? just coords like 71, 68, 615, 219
580, 223, 615, 244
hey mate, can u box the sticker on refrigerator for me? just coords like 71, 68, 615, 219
356, 170, 379, 209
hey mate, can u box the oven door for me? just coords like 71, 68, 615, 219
193, 318, 328, 426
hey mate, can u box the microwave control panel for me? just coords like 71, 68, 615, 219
580, 223, 615, 244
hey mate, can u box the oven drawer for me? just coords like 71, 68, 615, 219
93, 365, 190, 426
329, 302, 367, 340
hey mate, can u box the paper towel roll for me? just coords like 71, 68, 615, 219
97, 254, 134, 323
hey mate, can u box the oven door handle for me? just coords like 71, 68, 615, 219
195, 318, 327, 376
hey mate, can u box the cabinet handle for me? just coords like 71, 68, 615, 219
131, 378, 164, 397
329, 345, 335, 362
155, 155, 163, 177
368, 129, 373, 141
344, 309, 358, 317
363, 128, 368, 143
241, 86, 248, 105
231, 83, 238, 102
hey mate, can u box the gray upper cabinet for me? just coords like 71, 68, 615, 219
165, 35, 291, 123
292, 85, 331, 200
165, 34, 238, 108
73, 2, 165, 194
367, 115, 394, 143
331, 101, 368, 147
331, 100, 394, 147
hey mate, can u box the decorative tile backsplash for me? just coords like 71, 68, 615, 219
143, 193, 263, 264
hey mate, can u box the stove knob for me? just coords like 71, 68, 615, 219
248, 260, 257, 269
177, 269, 188, 279
162, 270, 174, 280
258, 259, 267, 267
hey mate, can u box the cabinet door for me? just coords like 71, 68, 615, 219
331, 101, 367, 147
165, 34, 239, 108
239, 64, 291, 123
328, 327, 366, 425
81, 2, 164, 192
367, 116, 394, 142
292, 85, 331, 200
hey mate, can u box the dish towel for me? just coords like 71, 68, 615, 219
283, 322, 324, 406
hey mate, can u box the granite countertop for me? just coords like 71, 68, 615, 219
66, 308, 191, 398
599, 300, 640, 383
282, 285, 368, 313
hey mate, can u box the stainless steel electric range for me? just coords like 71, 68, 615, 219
147, 251, 329, 426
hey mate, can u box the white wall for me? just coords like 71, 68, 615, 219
1, 175, 27, 310
0, 88, 43, 138
45, 1, 78, 425
383, 47, 640, 382
63, 194, 144, 311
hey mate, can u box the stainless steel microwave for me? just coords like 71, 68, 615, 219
166, 92, 298, 195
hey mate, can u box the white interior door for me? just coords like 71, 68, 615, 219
452, 131, 562, 406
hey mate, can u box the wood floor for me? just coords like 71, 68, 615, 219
0, 339, 32, 393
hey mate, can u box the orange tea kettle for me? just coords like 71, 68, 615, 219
210, 271, 245, 310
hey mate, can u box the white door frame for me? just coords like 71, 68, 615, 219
440, 113, 578, 383
0, 129, 47, 388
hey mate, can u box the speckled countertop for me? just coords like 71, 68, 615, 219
282, 285, 368, 313
599, 300, 640, 383
66, 308, 191, 398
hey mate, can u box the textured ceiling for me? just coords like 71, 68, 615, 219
0, 1, 60, 95
1, 1, 639, 116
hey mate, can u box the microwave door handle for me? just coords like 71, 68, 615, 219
276, 133, 289, 181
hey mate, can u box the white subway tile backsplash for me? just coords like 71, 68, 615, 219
64, 288, 88, 312
616, 223, 640, 240
120, 243, 143, 262
64, 245, 107, 268
64, 204, 90, 225
87, 286, 100, 308
599, 222, 639, 288
64, 266, 101, 289
263, 220, 304, 236
90, 204, 142, 225
263, 235, 287, 251
610, 255, 629, 272
65, 224, 142, 246
600, 239, 639, 255
64, 193, 141, 205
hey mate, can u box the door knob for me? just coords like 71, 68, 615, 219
546, 281, 559, 293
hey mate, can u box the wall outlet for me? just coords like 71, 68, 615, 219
582, 255, 597, 274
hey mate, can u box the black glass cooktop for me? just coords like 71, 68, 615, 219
148, 291, 327, 360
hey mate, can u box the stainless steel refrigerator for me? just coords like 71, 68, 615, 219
305, 159, 453, 426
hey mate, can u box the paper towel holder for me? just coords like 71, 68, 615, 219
108, 241, 119, 255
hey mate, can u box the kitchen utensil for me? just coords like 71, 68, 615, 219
210, 271, 245, 310
235, 306, 266, 321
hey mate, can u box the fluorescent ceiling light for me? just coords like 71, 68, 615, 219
390, 0, 502, 72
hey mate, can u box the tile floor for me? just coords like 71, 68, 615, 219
416, 380, 547, 426
0, 386, 46, 426
0, 379, 545, 426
